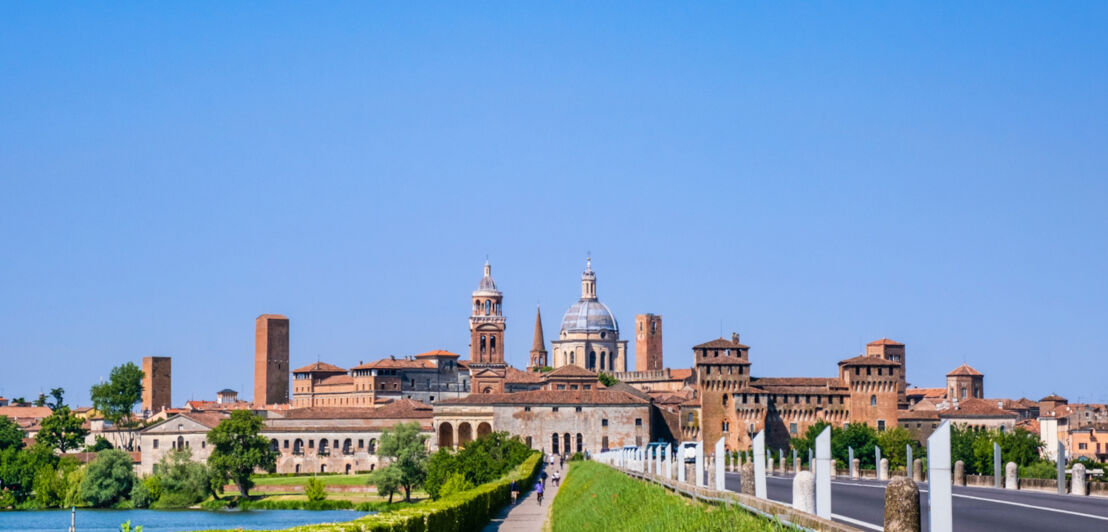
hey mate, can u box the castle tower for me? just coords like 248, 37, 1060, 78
866, 338, 907, 408
694, 333, 751, 450
946, 363, 984, 402
254, 314, 290, 406
469, 261, 508, 393
528, 306, 548, 371
635, 314, 663, 371
141, 356, 172, 414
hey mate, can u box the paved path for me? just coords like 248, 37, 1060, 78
481, 463, 564, 532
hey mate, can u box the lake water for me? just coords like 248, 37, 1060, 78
0, 508, 368, 531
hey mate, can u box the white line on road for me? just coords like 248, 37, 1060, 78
950, 493, 1108, 522
831, 513, 882, 531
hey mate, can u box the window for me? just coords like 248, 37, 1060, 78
570, 385, 579, 390
722, 421, 729, 432
153, 439, 159, 449
1079, 443, 1088, 450
870, 395, 877, 406
602, 436, 609, 450
687, 413, 693, 423
722, 395, 728, 406
524, 406, 531, 412
877, 420, 886, 431
635, 418, 643, 427
584, 384, 592, 390
790, 423, 798, 435
866, 367, 872, 376
602, 419, 609, 427
556, 384, 566, 390
575, 406, 582, 413
552, 407, 559, 412
284, 440, 289, 449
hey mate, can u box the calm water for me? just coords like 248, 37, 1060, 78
0, 508, 367, 532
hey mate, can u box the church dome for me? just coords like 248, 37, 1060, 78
473, 260, 501, 296
560, 299, 619, 334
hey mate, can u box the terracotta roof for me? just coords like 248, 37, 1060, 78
0, 406, 53, 419
1017, 398, 1039, 408
415, 350, 460, 359
649, 392, 690, 405
605, 382, 652, 401
946, 363, 982, 377
899, 410, 940, 420
318, 374, 354, 386
867, 338, 904, 346
680, 398, 700, 407
545, 365, 599, 378
1040, 394, 1067, 402
292, 362, 347, 374
1017, 418, 1041, 433
907, 388, 948, 399
280, 399, 432, 420
185, 400, 254, 412
353, 358, 435, 370
941, 398, 1018, 419
505, 367, 545, 384
670, 369, 693, 380
437, 390, 649, 406
693, 338, 750, 349
837, 355, 901, 367
753, 377, 844, 388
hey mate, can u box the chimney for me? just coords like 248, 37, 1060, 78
731, 332, 739, 343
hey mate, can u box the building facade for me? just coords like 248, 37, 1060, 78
551, 259, 627, 374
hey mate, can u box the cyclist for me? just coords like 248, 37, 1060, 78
535, 480, 545, 505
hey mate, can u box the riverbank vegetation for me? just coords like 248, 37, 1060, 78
551, 461, 785, 532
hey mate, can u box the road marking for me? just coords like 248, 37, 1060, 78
831, 513, 882, 531
950, 493, 1108, 522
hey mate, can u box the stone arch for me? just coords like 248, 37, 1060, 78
563, 433, 571, 455
177, 436, 184, 449
295, 464, 301, 474
320, 464, 326, 473
552, 432, 560, 454
345, 463, 352, 474
294, 438, 304, 455
369, 438, 377, 454
319, 439, 330, 455
477, 422, 492, 439
270, 438, 279, 452
576, 433, 583, 453
458, 422, 473, 445
438, 422, 454, 449
342, 438, 352, 455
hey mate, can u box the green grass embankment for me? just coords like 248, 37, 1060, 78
550, 461, 788, 532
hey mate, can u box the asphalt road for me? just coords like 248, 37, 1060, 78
723, 471, 1108, 531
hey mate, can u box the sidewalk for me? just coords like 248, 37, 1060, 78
481, 463, 564, 532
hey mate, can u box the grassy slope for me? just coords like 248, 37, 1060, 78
550, 461, 787, 532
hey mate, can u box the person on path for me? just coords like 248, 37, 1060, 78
540, 470, 548, 487
560, 455, 565, 469
535, 480, 544, 505
510, 480, 518, 504
553, 470, 561, 487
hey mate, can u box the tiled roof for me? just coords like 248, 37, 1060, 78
185, 400, 254, 412
437, 390, 649, 406
899, 410, 940, 420
693, 338, 750, 349
280, 399, 432, 420
544, 365, 598, 378
907, 388, 947, 399
837, 355, 901, 367
670, 369, 694, 380
318, 374, 354, 386
1040, 394, 1067, 402
292, 362, 347, 374
605, 382, 652, 401
353, 358, 435, 370
0, 406, 53, 419
415, 350, 460, 359
649, 392, 690, 405
753, 377, 844, 388
946, 363, 983, 377
680, 398, 700, 407
505, 367, 544, 384
1017, 418, 1041, 433
941, 398, 1018, 418
867, 338, 904, 346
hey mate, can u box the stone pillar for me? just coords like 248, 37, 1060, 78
1005, 462, 1018, 490
792, 471, 815, 513
884, 477, 922, 532
780, 450, 787, 476
954, 460, 965, 486
913, 459, 923, 482
695, 441, 705, 487
793, 449, 799, 474
1073, 463, 1087, 496
879, 458, 890, 481
852, 458, 861, 480
706, 455, 715, 489
740, 462, 755, 495
768, 457, 775, 477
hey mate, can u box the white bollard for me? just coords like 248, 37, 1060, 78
753, 430, 767, 499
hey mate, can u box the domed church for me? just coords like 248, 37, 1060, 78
551, 259, 628, 373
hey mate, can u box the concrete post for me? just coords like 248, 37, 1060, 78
779, 449, 786, 476
793, 448, 799, 474
706, 454, 715, 488
715, 438, 726, 491
678, 448, 686, 484
663, 444, 671, 479
792, 471, 815, 513
912, 458, 923, 482
1006, 462, 1018, 490
848, 446, 855, 478
852, 458, 861, 480
880, 458, 889, 481
753, 430, 767, 499
695, 441, 705, 487
954, 460, 965, 486
994, 441, 1002, 489
927, 421, 953, 532
884, 477, 922, 532
906, 445, 913, 477
1057, 442, 1067, 495
1073, 463, 1087, 496
768, 457, 774, 477
808, 448, 814, 470
815, 425, 832, 519
875, 446, 882, 476
740, 462, 755, 495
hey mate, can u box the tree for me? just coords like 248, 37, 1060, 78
153, 448, 212, 507
206, 410, 276, 499
36, 406, 89, 453
834, 423, 879, 468
0, 443, 57, 503
597, 372, 619, 387
304, 477, 326, 502
1000, 427, 1043, 466
0, 416, 25, 452
90, 362, 144, 451
367, 465, 403, 504
950, 423, 980, 473
876, 427, 923, 471
375, 421, 429, 502
80, 449, 136, 507
87, 436, 114, 453
42, 388, 66, 411
438, 472, 473, 498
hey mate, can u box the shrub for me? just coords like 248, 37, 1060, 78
438, 472, 473, 499
130, 480, 153, 509
152, 448, 211, 508
305, 477, 326, 502
424, 431, 532, 499
80, 449, 136, 507
569, 452, 584, 462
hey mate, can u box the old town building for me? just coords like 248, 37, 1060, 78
946, 363, 984, 402
634, 313, 663, 371
291, 352, 471, 407
551, 259, 627, 373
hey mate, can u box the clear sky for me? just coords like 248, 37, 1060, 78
2, 3, 1106, 407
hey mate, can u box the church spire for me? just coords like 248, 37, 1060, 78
580, 257, 597, 300
528, 305, 548, 371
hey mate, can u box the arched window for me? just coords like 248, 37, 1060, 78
490, 336, 496, 354
177, 436, 184, 449
722, 394, 728, 406
369, 438, 377, 453
600, 353, 606, 370
552, 433, 560, 454
576, 433, 583, 453
485, 300, 491, 315
480, 335, 486, 354
870, 395, 877, 406
588, 351, 596, 370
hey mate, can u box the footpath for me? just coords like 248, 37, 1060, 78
480, 462, 564, 532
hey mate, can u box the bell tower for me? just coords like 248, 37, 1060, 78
528, 305, 548, 371
469, 260, 506, 364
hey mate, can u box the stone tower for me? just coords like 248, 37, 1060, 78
946, 363, 984, 402
528, 306, 548, 371
635, 314, 663, 371
141, 356, 172, 414
866, 338, 907, 408
254, 314, 290, 406
694, 333, 752, 450
469, 261, 508, 393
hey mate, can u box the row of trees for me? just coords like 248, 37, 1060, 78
788, 421, 922, 471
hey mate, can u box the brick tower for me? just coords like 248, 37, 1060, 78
528, 305, 548, 371
694, 333, 752, 450
141, 356, 172, 414
469, 261, 508, 393
635, 314, 663, 371
254, 314, 290, 406
866, 338, 907, 409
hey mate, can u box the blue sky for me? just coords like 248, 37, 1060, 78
2, 3, 1106, 407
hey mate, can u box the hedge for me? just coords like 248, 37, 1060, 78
202, 451, 542, 532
